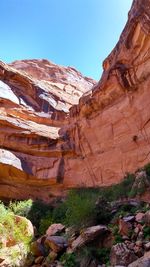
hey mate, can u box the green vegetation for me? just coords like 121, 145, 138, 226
60, 252, 78, 267
8, 199, 33, 217
109, 224, 123, 244
75, 246, 110, 266
8, 199, 53, 235
64, 189, 98, 229
6, 170, 146, 234
8, 199, 54, 235
3, 169, 148, 236
0, 201, 32, 248
144, 163, 150, 177
39, 212, 54, 235
0, 201, 33, 266
59, 173, 135, 229
99, 173, 135, 201
52, 201, 67, 223
0, 164, 150, 266
143, 225, 150, 240
27, 200, 53, 231
95, 248, 110, 266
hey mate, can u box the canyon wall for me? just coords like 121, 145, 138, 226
0, 0, 150, 200
0, 60, 95, 201
63, 0, 150, 187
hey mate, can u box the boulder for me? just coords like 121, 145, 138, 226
144, 242, 150, 251
128, 251, 150, 267
118, 218, 132, 237
2, 215, 34, 248
123, 216, 135, 223
134, 224, 143, 236
135, 213, 145, 223
44, 236, 68, 253
34, 256, 44, 264
15, 215, 34, 237
48, 251, 57, 262
30, 241, 45, 256
71, 225, 109, 251
46, 223, 65, 236
110, 243, 137, 266
43, 251, 58, 265
0, 259, 4, 264
144, 211, 150, 226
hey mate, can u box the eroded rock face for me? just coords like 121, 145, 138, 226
0, 0, 150, 200
64, 0, 150, 187
0, 60, 95, 201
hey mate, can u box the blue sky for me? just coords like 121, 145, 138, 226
0, 0, 132, 80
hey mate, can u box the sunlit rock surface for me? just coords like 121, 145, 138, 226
0, 59, 95, 201
65, 0, 150, 187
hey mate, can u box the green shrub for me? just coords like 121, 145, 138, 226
128, 188, 137, 198
8, 199, 54, 235
0, 201, 32, 248
0, 201, 33, 267
143, 226, 150, 240
64, 189, 98, 229
38, 212, 54, 235
144, 163, 150, 177
109, 225, 123, 244
27, 200, 53, 231
99, 173, 135, 201
60, 252, 78, 267
95, 248, 110, 265
137, 179, 147, 195
129, 176, 147, 197
77, 246, 110, 266
9, 199, 33, 217
52, 202, 67, 223
59, 173, 135, 230
95, 197, 112, 224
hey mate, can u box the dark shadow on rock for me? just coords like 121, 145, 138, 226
56, 157, 65, 183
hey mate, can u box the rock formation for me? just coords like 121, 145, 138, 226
65, 0, 150, 187
0, 60, 95, 201
0, 0, 150, 200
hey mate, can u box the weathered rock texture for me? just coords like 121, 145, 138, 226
65, 0, 150, 187
0, 0, 150, 200
0, 60, 95, 201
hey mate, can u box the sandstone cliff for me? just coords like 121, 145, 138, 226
65, 0, 150, 187
0, 0, 150, 201
0, 60, 95, 200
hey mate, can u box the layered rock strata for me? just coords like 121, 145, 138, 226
0, 60, 95, 200
0, 0, 150, 200
65, 0, 150, 187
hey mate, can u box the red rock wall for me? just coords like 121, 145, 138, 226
0, 60, 95, 201
63, 0, 150, 187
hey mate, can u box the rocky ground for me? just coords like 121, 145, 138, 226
0, 168, 150, 267
27, 204, 150, 267
2, 203, 149, 267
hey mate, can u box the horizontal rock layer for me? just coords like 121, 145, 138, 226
0, 0, 150, 201
0, 60, 95, 201
64, 0, 150, 187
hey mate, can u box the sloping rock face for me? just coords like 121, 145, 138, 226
9, 59, 95, 109
0, 60, 95, 201
64, 0, 150, 187
0, 0, 150, 200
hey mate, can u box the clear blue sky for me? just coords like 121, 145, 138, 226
0, 0, 132, 80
